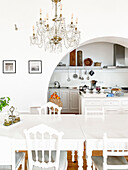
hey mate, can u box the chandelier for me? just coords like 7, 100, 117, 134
30, 0, 80, 53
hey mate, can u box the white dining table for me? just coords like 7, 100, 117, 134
0, 114, 128, 170
0, 114, 85, 170
78, 114, 128, 170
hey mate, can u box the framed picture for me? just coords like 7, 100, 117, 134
3, 60, 16, 74
28, 60, 42, 74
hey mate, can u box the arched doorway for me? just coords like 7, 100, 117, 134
47, 36, 128, 113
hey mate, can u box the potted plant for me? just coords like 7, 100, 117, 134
0, 97, 10, 112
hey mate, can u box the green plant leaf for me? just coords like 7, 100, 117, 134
0, 97, 10, 112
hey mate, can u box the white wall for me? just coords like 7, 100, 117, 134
0, 0, 128, 111
50, 42, 128, 88
61, 42, 113, 66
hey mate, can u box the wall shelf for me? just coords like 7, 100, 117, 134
55, 66, 102, 70
55, 66, 128, 72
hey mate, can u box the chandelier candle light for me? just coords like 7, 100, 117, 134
30, 0, 80, 53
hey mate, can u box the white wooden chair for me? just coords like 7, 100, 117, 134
38, 102, 62, 115
24, 124, 67, 170
84, 107, 104, 118
0, 136, 25, 170
92, 133, 128, 170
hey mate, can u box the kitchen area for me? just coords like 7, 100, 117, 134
48, 42, 128, 114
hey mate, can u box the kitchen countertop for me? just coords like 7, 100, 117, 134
49, 87, 79, 89
49, 87, 69, 89
80, 92, 128, 99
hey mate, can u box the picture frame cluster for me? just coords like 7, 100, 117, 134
2, 60, 42, 74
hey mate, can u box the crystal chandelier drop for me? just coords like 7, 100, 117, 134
30, 0, 80, 53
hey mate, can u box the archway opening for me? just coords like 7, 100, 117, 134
47, 36, 128, 114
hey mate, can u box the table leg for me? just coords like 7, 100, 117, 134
77, 142, 84, 170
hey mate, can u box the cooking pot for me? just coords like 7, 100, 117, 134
54, 81, 60, 88
82, 85, 88, 93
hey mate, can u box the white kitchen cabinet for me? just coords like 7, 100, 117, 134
103, 100, 119, 106
60, 90, 69, 112
121, 100, 128, 113
48, 88, 79, 113
85, 100, 102, 106
80, 94, 128, 115
69, 90, 79, 112
121, 100, 128, 106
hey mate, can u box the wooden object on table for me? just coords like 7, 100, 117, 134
84, 58, 93, 66
70, 49, 76, 66
77, 50, 83, 66
94, 62, 101, 66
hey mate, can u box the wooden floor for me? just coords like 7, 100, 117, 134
18, 150, 87, 170
18, 143, 103, 170
19, 149, 128, 170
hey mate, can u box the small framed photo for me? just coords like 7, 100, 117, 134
28, 60, 42, 74
3, 60, 16, 74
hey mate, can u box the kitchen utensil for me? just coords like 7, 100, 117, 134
121, 87, 128, 93
67, 68, 71, 82
91, 80, 97, 85
81, 76, 84, 80
86, 71, 90, 80
81, 70, 84, 80
87, 75, 90, 80
73, 69, 78, 79
107, 93, 114, 97
111, 88, 121, 92
89, 70, 95, 76
91, 80, 97, 89
115, 91, 124, 97
82, 85, 88, 93
121, 87, 128, 90
84, 58, 93, 66
84, 71, 87, 75
96, 86, 101, 93
79, 70, 82, 80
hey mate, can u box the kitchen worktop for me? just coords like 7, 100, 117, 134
80, 91, 128, 99
49, 87, 79, 89
49, 87, 69, 89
